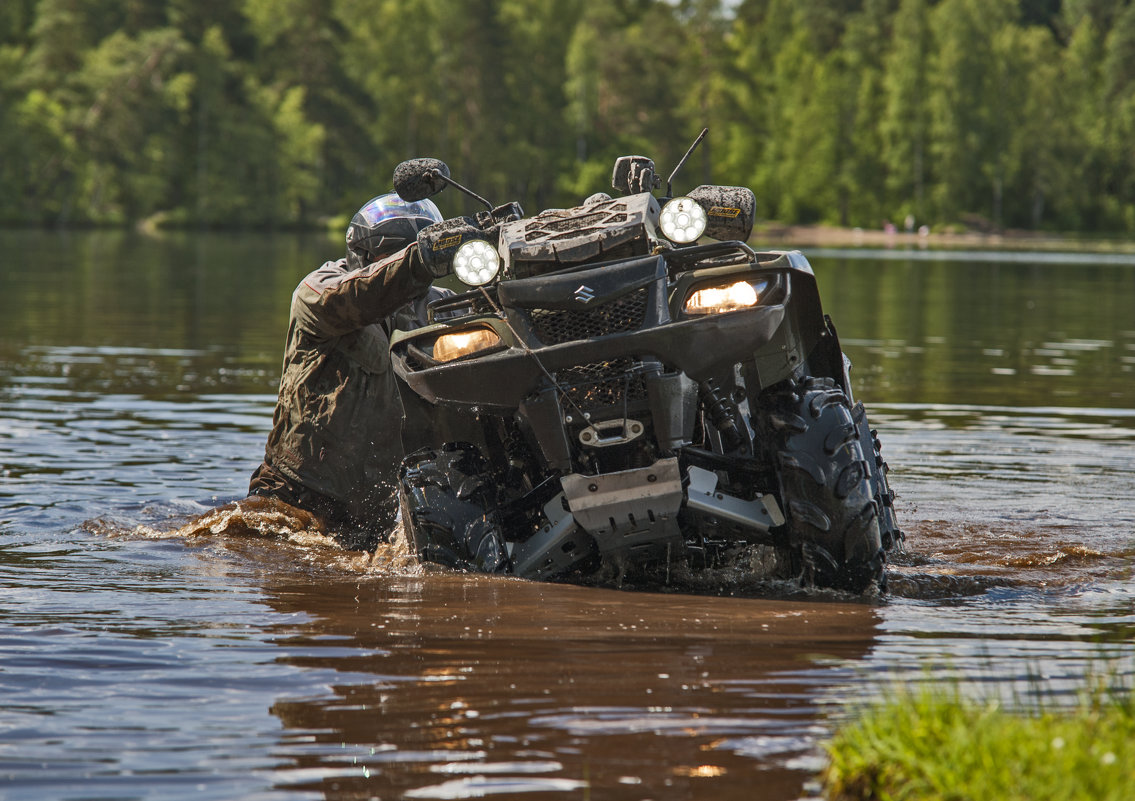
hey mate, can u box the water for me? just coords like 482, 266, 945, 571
1, 230, 1133, 800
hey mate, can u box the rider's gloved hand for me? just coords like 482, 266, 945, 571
415, 216, 493, 279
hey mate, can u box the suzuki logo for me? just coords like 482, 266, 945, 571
574, 284, 595, 304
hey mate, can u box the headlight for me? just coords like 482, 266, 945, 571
452, 239, 500, 286
659, 196, 708, 243
683, 279, 767, 315
431, 326, 502, 362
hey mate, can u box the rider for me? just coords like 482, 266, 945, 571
247, 192, 446, 546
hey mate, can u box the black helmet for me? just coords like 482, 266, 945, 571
345, 192, 443, 271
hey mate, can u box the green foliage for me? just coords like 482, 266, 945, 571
3, 0, 1135, 231
0, 0, 36, 43
881, 0, 931, 223
0, 87, 78, 222
824, 680, 1135, 801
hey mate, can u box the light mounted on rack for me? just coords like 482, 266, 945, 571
659, 197, 708, 243
453, 239, 500, 286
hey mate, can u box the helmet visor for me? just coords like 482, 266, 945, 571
356, 194, 443, 228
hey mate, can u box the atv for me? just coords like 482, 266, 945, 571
389, 131, 901, 593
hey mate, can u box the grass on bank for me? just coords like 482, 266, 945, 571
823, 681, 1135, 801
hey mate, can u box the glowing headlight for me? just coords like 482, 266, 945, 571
659, 197, 708, 243
431, 326, 501, 362
683, 280, 765, 315
453, 239, 500, 286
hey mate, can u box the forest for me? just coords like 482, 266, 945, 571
3, 0, 1135, 233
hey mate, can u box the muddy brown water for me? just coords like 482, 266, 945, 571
1, 231, 1133, 800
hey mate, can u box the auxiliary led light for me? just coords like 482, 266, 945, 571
659, 196, 708, 243
452, 239, 500, 286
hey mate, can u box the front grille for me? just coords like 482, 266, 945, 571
557, 358, 649, 411
528, 288, 648, 345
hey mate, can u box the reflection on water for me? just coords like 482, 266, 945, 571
1, 233, 1134, 799
0, 229, 329, 363
258, 573, 879, 800
810, 253, 1135, 408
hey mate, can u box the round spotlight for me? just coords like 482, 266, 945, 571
659, 197, 708, 243
452, 239, 500, 286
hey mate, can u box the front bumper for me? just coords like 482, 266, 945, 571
393, 301, 787, 409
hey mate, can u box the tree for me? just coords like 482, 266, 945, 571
827, 0, 892, 227
881, 0, 931, 225
992, 22, 1068, 229
2, 0, 1135, 232
74, 27, 190, 222
1098, 2, 1135, 229
0, 0, 37, 44
181, 26, 324, 226
1058, 10, 1111, 229
243, 0, 353, 214
560, 1, 701, 202
925, 0, 1015, 226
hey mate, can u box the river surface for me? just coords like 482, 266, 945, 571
1, 230, 1133, 800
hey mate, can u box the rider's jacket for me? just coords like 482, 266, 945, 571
249, 244, 432, 530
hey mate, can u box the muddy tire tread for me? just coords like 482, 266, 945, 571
759, 377, 885, 593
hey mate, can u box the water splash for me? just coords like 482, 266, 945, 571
83, 496, 424, 577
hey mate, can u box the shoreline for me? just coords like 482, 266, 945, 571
5, 219, 1134, 255
755, 223, 1135, 253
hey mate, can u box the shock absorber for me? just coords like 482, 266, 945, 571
698, 377, 741, 449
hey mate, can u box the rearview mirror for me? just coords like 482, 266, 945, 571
687, 185, 756, 242
611, 156, 659, 195
393, 158, 451, 202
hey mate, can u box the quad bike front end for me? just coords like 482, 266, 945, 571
391, 245, 898, 593
386, 144, 900, 594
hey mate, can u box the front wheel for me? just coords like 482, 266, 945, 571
757, 377, 885, 593
854, 401, 903, 552
398, 444, 509, 573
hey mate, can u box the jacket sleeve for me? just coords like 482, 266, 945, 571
291, 245, 432, 340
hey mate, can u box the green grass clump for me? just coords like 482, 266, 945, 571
823, 682, 1135, 801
